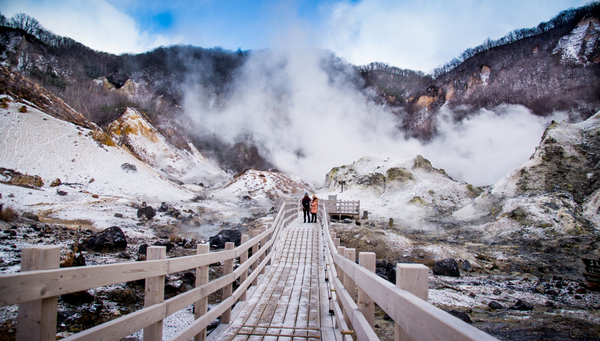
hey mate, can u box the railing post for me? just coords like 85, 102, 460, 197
358, 252, 376, 328
395, 264, 429, 341
195, 243, 210, 341
344, 248, 356, 301
343, 248, 355, 329
221, 242, 235, 323
239, 235, 249, 301
251, 230, 260, 286
265, 224, 272, 266
260, 227, 267, 274
144, 246, 166, 341
16, 246, 60, 341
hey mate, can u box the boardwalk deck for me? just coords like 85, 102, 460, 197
215, 217, 337, 341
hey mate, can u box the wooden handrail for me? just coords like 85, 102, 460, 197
319, 203, 499, 341
0, 201, 299, 341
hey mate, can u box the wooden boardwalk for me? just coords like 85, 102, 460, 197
215, 217, 338, 341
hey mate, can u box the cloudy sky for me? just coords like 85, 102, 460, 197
0, 0, 591, 72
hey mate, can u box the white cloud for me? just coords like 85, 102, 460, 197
0, 0, 182, 54
321, 0, 590, 72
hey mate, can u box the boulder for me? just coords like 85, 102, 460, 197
22, 212, 39, 221
60, 290, 94, 305
121, 163, 137, 172
510, 299, 534, 311
137, 205, 156, 220
488, 301, 503, 309
461, 259, 472, 271
153, 241, 175, 252
376, 260, 397, 284
209, 229, 242, 249
433, 259, 460, 277
448, 310, 472, 324
86, 226, 127, 252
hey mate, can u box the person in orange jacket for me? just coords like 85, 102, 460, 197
310, 195, 319, 223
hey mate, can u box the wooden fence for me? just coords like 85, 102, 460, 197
0, 201, 298, 341
318, 203, 499, 341
323, 195, 360, 219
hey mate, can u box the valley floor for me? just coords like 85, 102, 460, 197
330, 220, 600, 341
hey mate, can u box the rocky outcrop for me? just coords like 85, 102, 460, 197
85, 226, 128, 252
456, 112, 600, 238
324, 155, 475, 222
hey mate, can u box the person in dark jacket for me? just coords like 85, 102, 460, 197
301, 193, 311, 223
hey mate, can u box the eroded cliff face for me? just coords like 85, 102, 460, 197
393, 15, 600, 140
455, 111, 600, 239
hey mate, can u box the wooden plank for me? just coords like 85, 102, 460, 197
168, 249, 235, 274
222, 242, 235, 323
144, 246, 166, 341
352, 310, 380, 341
239, 235, 249, 302
62, 303, 166, 341
358, 252, 376, 328
16, 246, 60, 341
0, 260, 168, 306
395, 264, 428, 341
168, 296, 235, 341
195, 243, 210, 341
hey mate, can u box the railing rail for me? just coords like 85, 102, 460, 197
0, 201, 299, 341
318, 203, 499, 341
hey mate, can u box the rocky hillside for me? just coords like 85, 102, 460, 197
367, 3, 600, 140
322, 155, 481, 227
2, 4, 600, 171
455, 112, 600, 240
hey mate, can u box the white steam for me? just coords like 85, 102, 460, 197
184, 48, 566, 187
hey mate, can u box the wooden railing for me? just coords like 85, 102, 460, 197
0, 201, 298, 341
318, 203, 499, 341
323, 197, 360, 219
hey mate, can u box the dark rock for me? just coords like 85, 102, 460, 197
433, 259, 460, 277
57, 189, 68, 196
137, 206, 156, 220
448, 310, 472, 324
153, 241, 175, 252
461, 259, 472, 271
191, 194, 208, 202
108, 288, 139, 305
121, 163, 137, 172
60, 290, 94, 305
158, 202, 169, 212
510, 299, 534, 311
488, 301, 503, 309
375, 260, 397, 284
138, 244, 148, 255
181, 272, 196, 286
22, 212, 39, 221
86, 226, 127, 252
127, 279, 145, 289
209, 229, 242, 249
30, 224, 41, 231
114, 213, 124, 218
382, 314, 392, 321
118, 252, 130, 259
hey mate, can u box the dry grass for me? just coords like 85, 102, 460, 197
0, 205, 17, 222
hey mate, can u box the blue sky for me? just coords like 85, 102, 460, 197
0, 0, 592, 72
